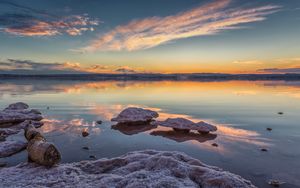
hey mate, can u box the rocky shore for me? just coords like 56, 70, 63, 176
0, 150, 256, 188
0, 104, 257, 187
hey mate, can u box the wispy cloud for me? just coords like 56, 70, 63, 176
81, 0, 280, 52
0, 59, 142, 74
0, 1, 98, 36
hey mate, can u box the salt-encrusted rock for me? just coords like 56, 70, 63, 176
111, 107, 159, 124
0, 103, 43, 126
0, 140, 27, 158
4, 102, 29, 111
156, 118, 217, 134
0, 150, 256, 188
0, 120, 43, 138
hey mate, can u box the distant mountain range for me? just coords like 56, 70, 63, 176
1, 73, 300, 81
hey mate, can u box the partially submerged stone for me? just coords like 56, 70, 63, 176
0, 102, 43, 127
156, 118, 217, 134
0, 150, 256, 188
111, 107, 159, 124
0, 140, 27, 158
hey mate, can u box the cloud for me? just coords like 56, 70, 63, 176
232, 60, 263, 65
0, 2, 98, 36
80, 0, 280, 52
0, 59, 140, 74
115, 66, 137, 74
258, 67, 300, 74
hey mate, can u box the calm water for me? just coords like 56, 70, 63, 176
1, 80, 300, 188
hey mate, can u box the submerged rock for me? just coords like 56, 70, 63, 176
268, 179, 285, 187
0, 150, 256, 188
156, 118, 217, 134
111, 107, 159, 124
0, 140, 27, 158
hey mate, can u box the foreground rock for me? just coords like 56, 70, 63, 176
25, 125, 61, 167
0, 140, 27, 158
0, 102, 42, 127
111, 107, 159, 125
0, 103, 44, 158
156, 118, 217, 134
0, 150, 256, 188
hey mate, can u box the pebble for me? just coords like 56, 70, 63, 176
268, 179, 284, 187
278, 112, 283, 115
261, 148, 268, 152
82, 130, 89, 137
96, 120, 102, 125
266, 128, 272, 131
82, 146, 89, 150
89, 155, 96, 159
211, 143, 218, 147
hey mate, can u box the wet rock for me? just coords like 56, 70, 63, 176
268, 179, 285, 187
266, 128, 272, 131
89, 155, 96, 159
4, 102, 29, 111
156, 118, 217, 134
82, 146, 89, 150
212, 143, 218, 147
111, 107, 159, 124
261, 148, 268, 152
96, 120, 102, 125
82, 130, 89, 137
0, 140, 27, 158
278, 112, 283, 115
0, 103, 43, 126
0, 150, 257, 188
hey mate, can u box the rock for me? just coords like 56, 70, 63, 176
82, 146, 89, 150
151, 130, 217, 143
261, 148, 268, 152
278, 112, 284, 115
268, 179, 285, 187
89, 155, 96, 159
111, 107, 159, 124
4, 102, 29, 111
0, 120, 43, 139
0, 140, 27, 158
156, 118, 217, 134
96, 120, 102, 125
82, 130, 89, 137
0, 150, 257, 188
0, 103, 43, 126
266, 128, 272, 131
212, 143, 218, 147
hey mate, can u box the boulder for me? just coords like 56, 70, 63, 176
0, 150, 256, 188
156, 118, 217, 134
0, 102, 42, 126
111, 107, 159, 124
0, 140, 27, 158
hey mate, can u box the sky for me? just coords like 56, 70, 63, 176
0, 0, 300, 74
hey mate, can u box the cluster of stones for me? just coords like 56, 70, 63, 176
111, 107, 217, 134
0, 102, 43, 158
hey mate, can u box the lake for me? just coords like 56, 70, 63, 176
1, 80, 300, 188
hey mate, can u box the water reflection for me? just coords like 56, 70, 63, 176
150, 130, 217, 143
112, 123, 156, 135
2, 80, 300, 187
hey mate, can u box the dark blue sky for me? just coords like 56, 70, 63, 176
0, 0, 300, 74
